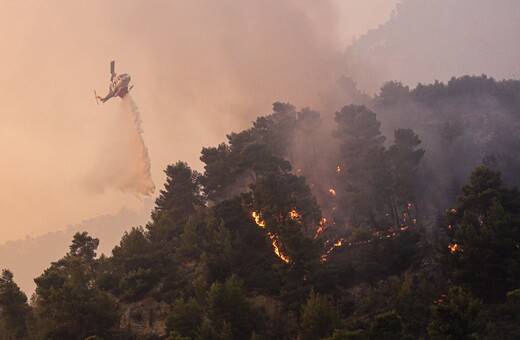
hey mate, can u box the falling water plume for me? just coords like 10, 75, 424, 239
88, 96, 155, 196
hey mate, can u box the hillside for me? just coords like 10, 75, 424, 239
1, 76, 520, 339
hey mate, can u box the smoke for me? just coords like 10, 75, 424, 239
88, 96, 155, 196
0, 1, 399, 242
346, 0, 520, 93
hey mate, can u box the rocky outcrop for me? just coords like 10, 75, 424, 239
120, 297, 169, 337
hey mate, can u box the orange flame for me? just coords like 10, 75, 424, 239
269, 236, 290, 263
448, 243, 459, 253
251, 212, 290, 263
321, 238, 346, 261
289, 209, 302, 221
328, 188, 337, 196
321, 221, 417, 261
336, 166, 341, 174
314, 217, 327, 239
252, 211, 265, 227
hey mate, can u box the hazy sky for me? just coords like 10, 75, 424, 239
0, 1, 398, 244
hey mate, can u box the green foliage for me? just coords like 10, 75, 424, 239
112, 227, 152, 272
165, 298, 203, 339
119, 267, 155, 300
333, 104, 388, 227
490, 289, 520, 339
201, 198, 281, 292
23, 82, 520, 339
249, 171, 324, 306
195, 317, 215, 340
328, 227, 421, 285
395, 274, 441, 338
0, 269, 30, 340
177, 220, 202, 259
70, 231, 100, 261
428, 286, 485, 340
369, 310, 406, 340
193, 253, 211, 304
219, 321, 233, 340
445, 166, 520, 301
153, 161, 205, 225
200, 143, 235, 202
166, 331, 191, 340
327, 328, 366, 340
249, 172, 323, 268
101, 227, 157, 298
250, 172, 322, 232
206, 275, 254, 339
201, 102, 297, 203
378, 81, 410, 105
457, 166, 502, 214
31, 233, 119, 340
299, 290, 340, 340
387, 129, 424, 220
333, 104, 424, 230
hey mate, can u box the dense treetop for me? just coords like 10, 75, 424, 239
2, 76, 520, 339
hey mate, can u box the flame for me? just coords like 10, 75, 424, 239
252, 211, 265, 227
336, 166, 341, 174
332, 239, 344, 247
321, 221, 417, 261
448, 243, 459, 253
251, 211, 290, 263
321, 238, 346, 261
314, 217, 328, 239
270, 236, 290, 263
328, 188, 337, 196
289, 209, 302, 221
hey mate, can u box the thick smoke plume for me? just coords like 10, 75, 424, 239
89, 96, 155, 196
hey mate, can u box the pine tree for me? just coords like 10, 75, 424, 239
428, 286, 485, 339
299, 290, 340, 340
31, 233, 119, 340
0, 269, 30, 340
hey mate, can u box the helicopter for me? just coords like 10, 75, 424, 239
95, 61, 133, 104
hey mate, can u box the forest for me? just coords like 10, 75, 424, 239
1, 75, 520, 339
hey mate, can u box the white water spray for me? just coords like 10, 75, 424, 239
88, 96, 155, 196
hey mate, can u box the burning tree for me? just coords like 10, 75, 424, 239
248, 172, 323, 266
444, 166, 520, 301
386, 128, 425, 228
333, 104, 388, 228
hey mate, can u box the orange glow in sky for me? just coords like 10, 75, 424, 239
0, 1, 398, 244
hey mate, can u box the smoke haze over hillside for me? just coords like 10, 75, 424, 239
0, 1, 398, 245
347, 0, 520, 93
2, 0, 520, 296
